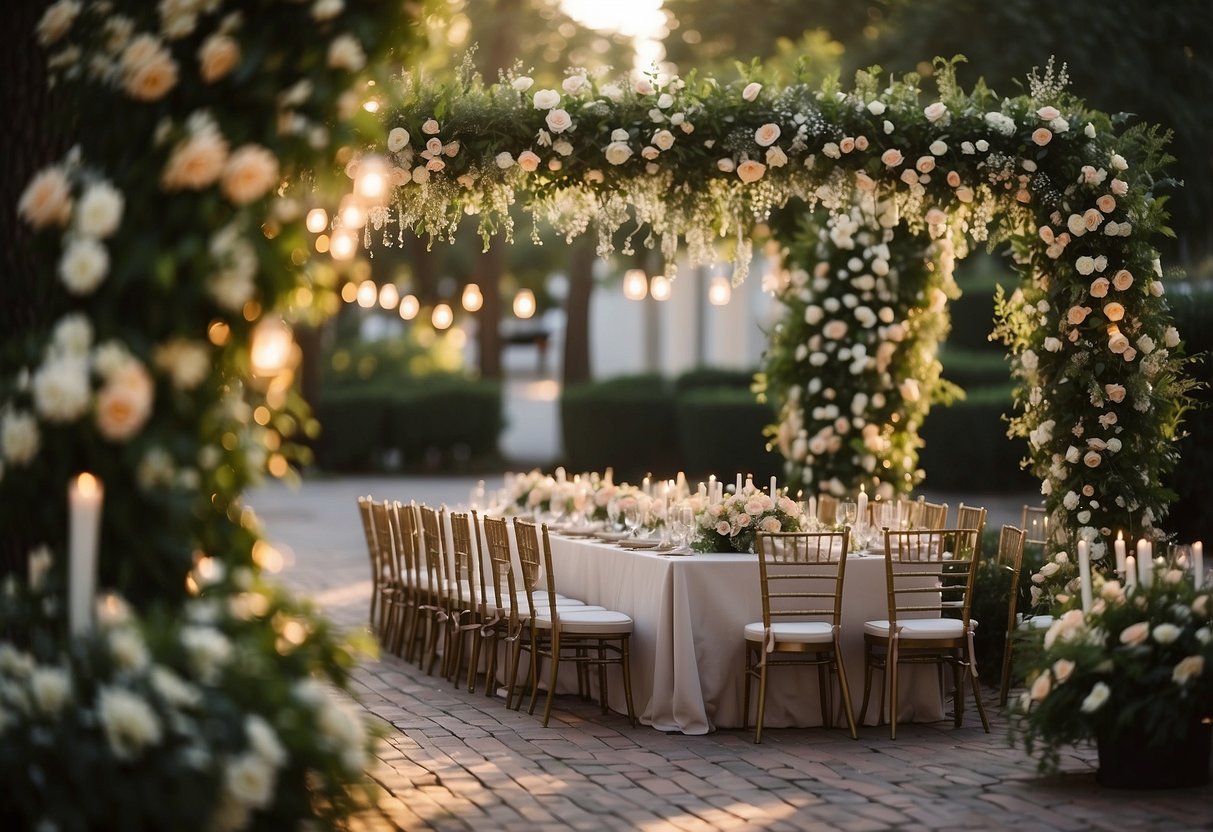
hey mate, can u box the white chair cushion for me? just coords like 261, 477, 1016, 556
535, 609, 633, 635
863, 618, 974, 639
743, 621, 835, 645
1017, 614, 1054, 631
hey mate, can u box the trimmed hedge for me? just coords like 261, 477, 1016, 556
919, 385, 1037, 492
674, 388, 780, 481
940, 347, 1010, 390
314, 378, 502, 471
560, 374, 679, 480
1163, 290, 1213, 541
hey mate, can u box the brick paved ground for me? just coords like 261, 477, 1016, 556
251, 478, 1213, 832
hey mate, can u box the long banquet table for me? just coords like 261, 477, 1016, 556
540, 532, 946, 735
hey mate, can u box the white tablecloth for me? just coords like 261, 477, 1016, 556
545, 535, 946, 734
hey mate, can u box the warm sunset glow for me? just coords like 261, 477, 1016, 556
561, 0, 667, 68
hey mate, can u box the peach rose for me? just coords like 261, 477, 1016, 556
36, 0, 80, 46
162, 131, 229, 191
839, 136, 855, 153
1112, 269, 1134, 291
1089, 278, 1109, 298
1083, 208, 1103, 231
517, 150, 540, 172
1104, 383, 1127, 403
221, 144, 279, 205
96, 363, 154, 442
1119, 621, 1149, 646
880, 148, 904, 168
855, 172, 875, 191
1066, 305, 1091, 326
1110, 178, 1128, 196
923, 101, 948, 122
124, 52, 178, 101
1083, 450, 1102, 468
736, 160, 766, 183
1032, 127, 1053, 146
916, 155, 935, 173
854, 135, 869, 151
18, 166, 73, 229
955, 186, 974, 203
946, 170, 961, 188
1108, 330, 1129, 354
1037, 105, 1061, 121
198, 33, 239, 83
1103, 302, 1125, 322
1096, 194, 1116, 213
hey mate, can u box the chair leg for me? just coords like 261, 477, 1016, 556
597, 642, 609, 715
834, 638, 858, 740
754, 655, 770, 744
483, 629, 499, 698
969, 652, 991, 733
540, 644, 560, 727
817, 654, 830, 728
859, 640, 875, 727
620, 636, 636, 728
888, 637, 900, 741
952, 659, 965, 727
742, 645, 753, 732
504, 635, 523, 711
999, 634, 1013, 707
467, 626, 482, 694
524, 635, 542, 713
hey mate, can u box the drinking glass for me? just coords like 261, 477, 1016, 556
672, 506, 695, 551
468, 480, 486, 510
607, 496, 622, 531
623, 503, 642, 537
840, 500, 858, 527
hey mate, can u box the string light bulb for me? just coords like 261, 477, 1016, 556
650, 274, 672, 301
513, 289, 537, 319
305, 208, 328, 234
623, 269, 648, 301
708, 275, 732, 306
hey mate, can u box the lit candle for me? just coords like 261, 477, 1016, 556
735, 473, 742, 494
642, 475, 651, 496
808, 495, 818, 522
698, 482, 706, 498
1125, 555, 1137, 591
1114, 531, 1126, 575
1077, 540, 1092, 613
857, 485, 868, 529
770, 475, 778, 500
676, 471, 687, 495
556, 466, 566, 484
1193, 541, 1204, 588
604, 467, 614, 486
1136, 539, 1151, 588
69, 473, 104, 636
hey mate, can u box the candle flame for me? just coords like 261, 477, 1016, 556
76, 472, 100, 497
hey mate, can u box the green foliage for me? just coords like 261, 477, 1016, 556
560, 375, 679, 480
919, 385, 1036, 493
1162, 290, 1213, 542
674, 388, 780, 481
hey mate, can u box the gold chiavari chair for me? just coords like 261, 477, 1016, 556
860, 527, 988, 739
417, 505, 453, 676
368, 499, 404, 649
513, 519, 636, 728
447, 511, 484, 691
914, 499, 949, 530
743, 530, 858, 743
391, 501, 426, 661
994, 526, 1028, 707
356, 496, 384, 634
1020, 504, 1049, 547
380, 500, 415, 656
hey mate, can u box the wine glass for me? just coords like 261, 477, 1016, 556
672, 506, 695, 552
607, 496, 622, 531
622, 503, 642, 538
840, 500, 858, 528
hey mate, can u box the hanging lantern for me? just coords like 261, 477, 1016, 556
650, 274, 672, 301
708, 275, 732, 306
513, 289, 537, 319
623, 269, 648, 301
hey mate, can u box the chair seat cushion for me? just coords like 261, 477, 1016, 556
863, 618, 976, 639
743, 621, 835, 644
535, 609, 633, 635
1017, 614, 1054, 631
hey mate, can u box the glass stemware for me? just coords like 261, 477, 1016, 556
840, 500, 858, 528
671, 505, 695, 552
622, 503, 642, 538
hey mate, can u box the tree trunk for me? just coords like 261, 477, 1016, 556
562, 237, 595, 385
474, 243, 504, 379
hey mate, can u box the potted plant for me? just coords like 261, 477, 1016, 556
1012, 564, 1213, 787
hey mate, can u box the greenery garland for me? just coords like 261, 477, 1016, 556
0, 1, 415, 827
371, 57, 1195, 554
756, 199, 960, 498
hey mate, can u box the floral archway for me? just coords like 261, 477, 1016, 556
350, 58, 1192, 558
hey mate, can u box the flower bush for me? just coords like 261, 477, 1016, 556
368, 57, 1194, 550
2, 0, 416, 826
692, 483, 806, 553
1013, 566, 1213, 772
756, 199, 961, 498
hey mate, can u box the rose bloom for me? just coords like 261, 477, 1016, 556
652, 129, 675, 151
1172, 655, 1205, 685
387, 127, 409, 153
1032, 127, 1053, 146
1119, 621, 1150, 646
1108, 331, 1129, 354
1152, 623, 1181, 645
925, 207, 946, 226
1083, 208, 1103, 231
221, 145, 279, 205
955, 186, 974, 203
562, 74, 588, 95
604, 141, 632, 166
1103, 302, 1125, 322
741, 82, 762, 101
736, 160, 766, 183
163, 131, 229, 191
1066, 305, 1090, 326
1112, 269, 1134, 291
198, 33, 239, 83
96, 362, 154, 442
946, 170, 961, 188
1052, 658, 1075, 684
19, 166, 73, 229
1089, 278, 1109, 298
1080, 681, 1110, 713
716, 520, 732, 537
1110, 177, 1129, 195
839, 136, 855, 153
37, 0, 80, 46
516, 150, 540, 172
765, 146, 787, 167
584, 169, 604, 184
1082, 450, 1102, 468
743, 123, 779, 149
880, 148, 904, 167
915, 155, 935, 174
532, 88, 560, 109
1029, 671, 1052, 702
421, 118, 440, 135
59, 236, 109, 295
923, 101, 947, 122
125, 50, 179, 101
855, 171, 875, 192
1095, 194, 1116, 214
545, 108, 571, 133
641, 145, 659, 161
76, 182, 124, 238
327, 34, 366, 72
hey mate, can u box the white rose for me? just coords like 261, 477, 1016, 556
532, 89, 560, 109
741, 82, 762, 101
30, 666, 72, 715
33, 356, 90, 422
59, 236, 110, 295
545, 108, 572, 134
1080, 681, 1110, 712
765, 146, 788, 167
225, 752, 276, 808
326, 34, 365, 72
923, 101, 948, 122
387, 127, 409, 153
1062, 491, 1079, 510
561, 74, 588, 95
604, 141, 633, 165
1152, 623, 1181, 645
76, 182, 124, 238
512, 76, 533, 91
153, 339, 211, 391
98, 686, 163, 759
984, 112, 1016, 135
652, 129, 675, 151
1, 411, 40, 465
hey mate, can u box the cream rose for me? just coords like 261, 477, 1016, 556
96, 362, 154, 442
1172, 655, 1205, 685
76, 182, 124, 238
1118, 621, 1149, 646
652, 129, 675, 151
754, 123, 781, 147
604, 141, 632, 166
1112, 269, 1133, 291
387, 127, 409, 153
1104, 383, 1126, 403
1029, 671, 1052, 702
327, 34, 366, 72
1, 411, 40, 465
736, 160, 766, 183
544, 108, 572, 134
221, 145, 279, 205
1089, 278, 1109, 298
532, 89, 560, 110
1080, 682, 1110, 712
1066, 306, 1091, 326
1083, 450, 1102, 468
198, 33, 239, 83
1108, 331, 1129, 354
880, 148, 904, 168
1103, 302, 1125, 322
741, 82, 762, 101
516, 150, 540, 172
19, 166, 73, 229
923, 101, 948, 122
59, 236, 109, 295
123, 40, 178, 101
162, 131, 229, 191
765, 146, 787, 167
561, 74, 588, 95
37, 0, 81, 46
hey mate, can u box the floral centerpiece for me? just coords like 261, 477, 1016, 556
1013, 565, 1213, 786
692, 485, 805, 553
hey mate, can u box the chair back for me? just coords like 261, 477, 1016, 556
997, 525, 1028, 628
448, 511, 480, 614
1020, 505, 1049, 546
418, 505, 450, 607
882, 527, 981, 628
382, 500, 406, 590
754, 531, 850, 630
395, 501, 421, 587
913, 499, 949, 530
956, 504, 988, 557
369, 499, 395, 587
482, 515, 519, 630
513, 518, 558, 622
